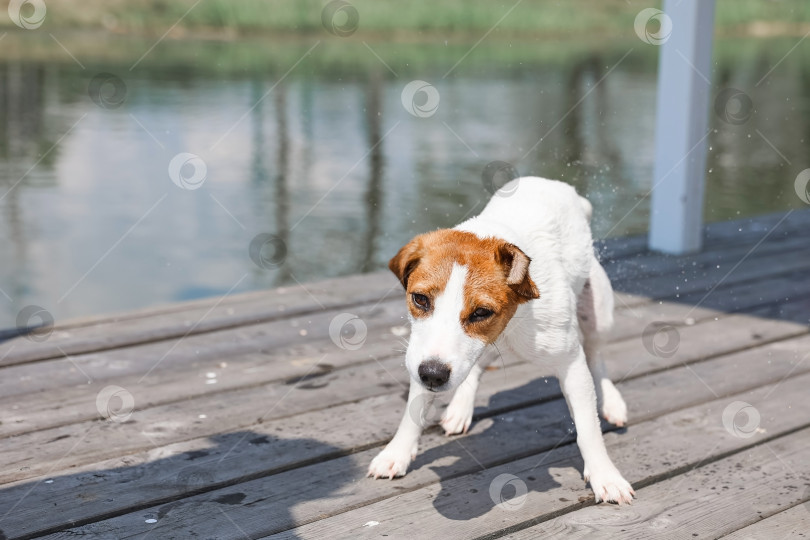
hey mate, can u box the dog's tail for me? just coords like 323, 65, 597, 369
578, 196, 593, 223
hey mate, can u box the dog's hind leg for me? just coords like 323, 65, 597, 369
578, 261, 628, 427
558, 347, 634, 504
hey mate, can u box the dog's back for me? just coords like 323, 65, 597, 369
457, 177, 595, 294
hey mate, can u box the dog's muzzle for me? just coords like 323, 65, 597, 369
418, 358, 451, 390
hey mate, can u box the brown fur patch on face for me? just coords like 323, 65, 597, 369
388, 229, 539, 344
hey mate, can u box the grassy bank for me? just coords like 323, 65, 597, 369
2, 31, 806, 81
2, 0, 810, 37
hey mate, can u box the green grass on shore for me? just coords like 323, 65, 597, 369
3, 0, 810, 37
2, 0, 808, 79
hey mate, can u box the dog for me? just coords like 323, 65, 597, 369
367, 177, 634, 504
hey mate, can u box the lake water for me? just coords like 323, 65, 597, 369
0, 34, 807, 327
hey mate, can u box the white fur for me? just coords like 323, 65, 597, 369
369, 177, 634, 505
404, 263, 485, 391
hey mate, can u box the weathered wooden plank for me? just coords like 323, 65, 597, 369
0, 296, 407, 401
505, 432, 810, 539
0, 347, 410, 440
8, 332, 810, 539
612, 247, 810, 300
3, 307, 803, 486
0, 314, 411, 438
600, 310, 806, 382
261, 372, 810, 540
0, 272, 404, 367
609, 270, 810, 342
720, 504, 810, 540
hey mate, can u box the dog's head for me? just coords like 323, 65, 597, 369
389, 229, 539, 392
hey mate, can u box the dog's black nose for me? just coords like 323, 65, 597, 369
418, 358, 451, 389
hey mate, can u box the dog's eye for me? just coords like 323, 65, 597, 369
469, 307, 494, 322
411, 293, 430, 310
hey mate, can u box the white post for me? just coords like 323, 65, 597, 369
648, 0, 715, 254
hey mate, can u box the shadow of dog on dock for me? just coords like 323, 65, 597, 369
0, 430, 349, 540
407, 376, 619, 522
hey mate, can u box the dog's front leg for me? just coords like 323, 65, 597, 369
558, 349, 635, 504
441, 355, 491, 435
368, 378, 433, 479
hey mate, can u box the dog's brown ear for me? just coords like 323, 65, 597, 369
389, 238, 422, 289
497, 243, 540, 301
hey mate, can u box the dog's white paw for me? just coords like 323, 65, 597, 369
599, 381, 628, 427
584, 464, 635, 505
440, 394, 474, 436
368, 442, 416, 479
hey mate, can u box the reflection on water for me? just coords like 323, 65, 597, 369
0, 37, 807, 326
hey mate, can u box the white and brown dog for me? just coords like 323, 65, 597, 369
368, 177, 634, 504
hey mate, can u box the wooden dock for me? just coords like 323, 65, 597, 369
1, 209, 809, 539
